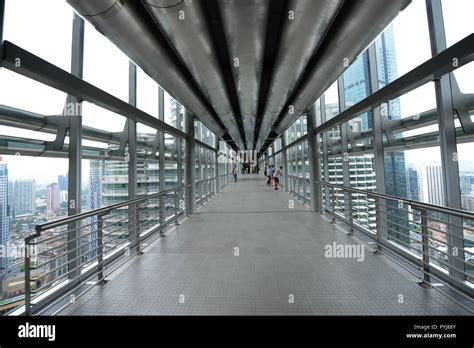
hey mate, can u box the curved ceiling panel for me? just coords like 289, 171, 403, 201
255, 0, 343, 151
67, 0, 227, 137
143, 0, 245, 149
272, 0, 411, 136
219, 0, 269, 150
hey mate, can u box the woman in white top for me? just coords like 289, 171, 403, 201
274, 166, 284, 190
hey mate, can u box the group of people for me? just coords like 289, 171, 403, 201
231, 165, 261, 182
230, 164, 283, 189
265, 164, 284, 190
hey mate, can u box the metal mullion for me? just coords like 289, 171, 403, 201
66, 13, 84, 281
426, 0, 465, 283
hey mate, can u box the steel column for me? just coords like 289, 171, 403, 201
177, 105, 183, 201
426, 0, 464, 283
185, 110, 196, 215
338, 76, 350, 221
215, 137, 220, 193
368, 43, 388, 251
0, 0, 5, 62
281, 135, 289, 192
320, 94, 330, 211
307, 104, 322, 212
158, 87, 166, 229
67, 13, 84, 280
128, 62, 139, 253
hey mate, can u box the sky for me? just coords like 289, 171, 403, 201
0, 0, 473, 184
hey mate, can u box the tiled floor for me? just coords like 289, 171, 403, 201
59, 175, 471, 315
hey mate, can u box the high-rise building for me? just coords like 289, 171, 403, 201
46, 183, 60, 212
460, 175, 474, 196
406, 168, 420, 202
8, 181, 14, 218
341, 24, 408, 243
85, 161, 102, 262
13, 180, 36, 217
461, 196, 474, 212
0, 163, 10, 271
420, 165, 445, 206
58, 173, 68, 191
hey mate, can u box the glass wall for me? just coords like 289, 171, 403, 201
265, 0, 474, 288
0, 0, 227, 314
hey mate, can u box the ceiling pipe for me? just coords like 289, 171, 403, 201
143, 0, 245, 150
271, 0, 411, 136
255, 0, 343, 151
66, 0, 227, 138
218, 0, 269, 150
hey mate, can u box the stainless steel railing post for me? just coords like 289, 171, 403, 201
374, 197, 382, 254
348, 192, 354, 235
24, 239, 32, 315
420, 208, 431, 285
174, 189, 180, 226
331, 187, 336, 223
97, 212, 108, 284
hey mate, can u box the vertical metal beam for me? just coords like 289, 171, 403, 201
158, 87, 166, 226
368, 45, 386, 193
0, 0, 5, 62
320, 94, 330, 210
67, 13, 84, 280
177, 105, 183, 200
426, 0, 464, 282
128, 62, 139, 253
338, 76, 350, 220
281, 135, 289, 192
185, 109, 196, 214
307, 104, 322, 212
215, 137, 220, 193
368, 43, 388, 248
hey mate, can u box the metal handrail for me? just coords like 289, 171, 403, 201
23, 184, 192, 315
314, 179, 474, 221
34, 184, 191, 233
314, 179, 474, 302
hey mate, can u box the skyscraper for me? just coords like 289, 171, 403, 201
406, 167, 420, 201
13, 180, 36, 217
420, 165, 445, 206
8, 181, 14, 218
86, 160, 102, 262
343, 24, 409, 245
0, 163, 10, 271
58, 173, 68, 191
46, 183, 60, 213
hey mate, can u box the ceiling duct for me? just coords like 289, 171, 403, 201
66, 0, 226, 137
272, 0, 411, 135
219, 0, 269, 150
143, 0, 245, 149
255, 0, 343, 151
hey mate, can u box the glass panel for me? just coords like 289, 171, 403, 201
3, 0, 73, 72
441, 0, 474, 94
0, 155, 68, 311
136, 67, 159, 118
343, 52, 371, 133
164, 91, 184, 130
82, 102, 127, 132
376, 0, 431, 79
83, 22, 129, 102
323, 81, 339, 120
0, 72, 68, 115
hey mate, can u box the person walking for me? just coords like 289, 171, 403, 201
274, 166, 284, 190
232, 165, 238, 182
267, 164, 274, 186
